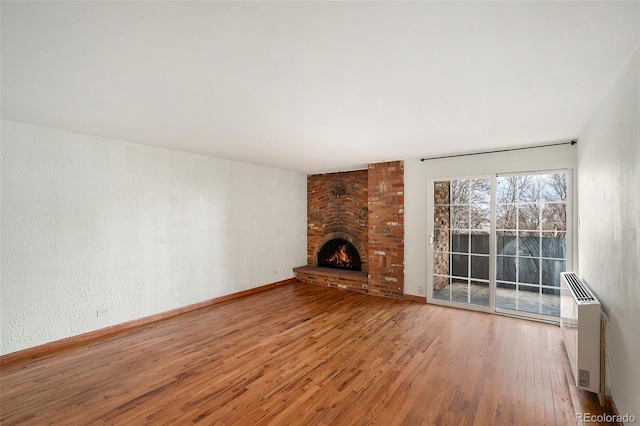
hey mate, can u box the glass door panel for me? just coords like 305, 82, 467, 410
431, 178, 491, 308
495, 172, 569, 317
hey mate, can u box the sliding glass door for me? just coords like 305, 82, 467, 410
428, 171, 571, 320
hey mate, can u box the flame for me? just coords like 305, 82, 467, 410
326, 244, 352, 267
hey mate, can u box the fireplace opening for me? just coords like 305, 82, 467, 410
317, 239, 362, 271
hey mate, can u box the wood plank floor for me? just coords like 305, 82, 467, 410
0, 283, 612, 425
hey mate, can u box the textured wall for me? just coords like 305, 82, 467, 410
0, 120, 307, 355
577, 46, 640, 416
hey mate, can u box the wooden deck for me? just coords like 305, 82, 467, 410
0, 282, 613, 425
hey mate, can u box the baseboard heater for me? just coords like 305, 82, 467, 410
560, 272, 601, 396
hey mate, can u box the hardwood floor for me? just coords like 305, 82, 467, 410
0, 283, 613, 425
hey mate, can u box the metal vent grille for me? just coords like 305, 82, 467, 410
579, 369, 590, 387
564, 272, 596, 302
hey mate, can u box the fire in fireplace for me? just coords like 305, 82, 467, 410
317, 239, 362, 271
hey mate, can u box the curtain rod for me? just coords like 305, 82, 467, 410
419, 140, 577, 162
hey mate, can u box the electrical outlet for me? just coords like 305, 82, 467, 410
418, 286, 424, 295
97, 309, 108, 317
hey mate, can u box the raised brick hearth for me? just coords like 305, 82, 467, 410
295, 161, 404, 299
293, 266, 368, 292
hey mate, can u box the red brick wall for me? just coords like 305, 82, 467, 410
294, 269, 368, 294
307, 170, 368, 271
367, 161, 404, 299
303, 162, 405, 300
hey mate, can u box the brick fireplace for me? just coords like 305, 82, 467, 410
294, 161, 404, 299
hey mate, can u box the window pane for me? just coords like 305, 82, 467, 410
433, 228, 449, 253
542, 203, 566, 231
470, 204, 490, 230
497, 231, 517, 254
450, 232, 468, 253
451, 205, 469, 229
518, 285, 541, 314
471, 232, 489, 254
518, 233, 540, 257
496, 282, 517, 309
542, 259, 566, 287
496, 177, 517, 204
518, 204, 540, 230
542, 232, 566, 258
433, 275, 450, 300
497, 204, 516, 229
451, 254, 468, 278
541, 288, 560, 317
434, 205, 450, 229
469, 179, 490, 204
518, 258, 540, 284
433, 252, 450, 276
470, 281, 489, 306
434, 181, 450, 205
471, 255, 489, 280
450, 180, 470, 204
496, 255, 516, 282
451, 279, 469, 303
518, 176, 540, 202
541, 173, 567, 202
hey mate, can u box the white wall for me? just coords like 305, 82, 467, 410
0, 120, 307, 355
404, 144, 577, 298
577, 45, 640, 416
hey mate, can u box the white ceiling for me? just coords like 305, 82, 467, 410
2, 1, 639, 174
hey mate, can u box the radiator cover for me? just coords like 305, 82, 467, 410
560, 272, 601, 395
